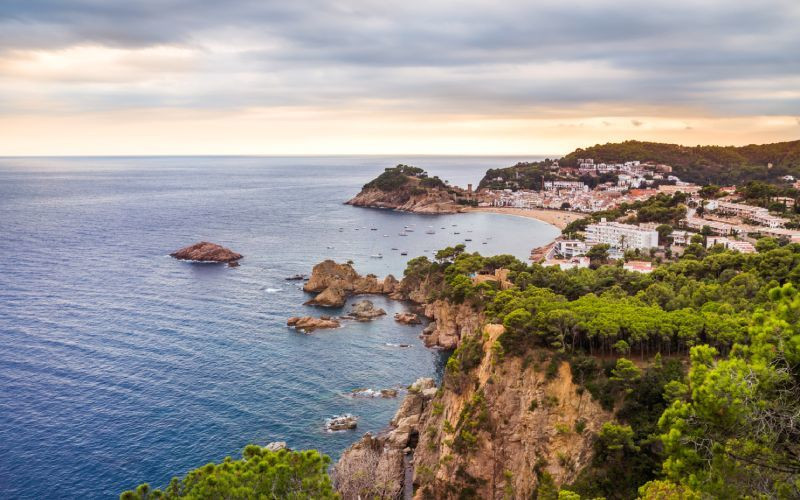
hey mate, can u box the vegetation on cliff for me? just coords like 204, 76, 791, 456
403, 242, 800, 498
362, 164, 446, 192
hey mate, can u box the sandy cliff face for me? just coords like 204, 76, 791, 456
346, 186, 464, 214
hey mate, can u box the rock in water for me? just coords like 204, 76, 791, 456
394, 312, 421, 325
287, 316, 341, 332
349, 300, 387, 321
326, 414, 358, 431
170, 241, 242, 263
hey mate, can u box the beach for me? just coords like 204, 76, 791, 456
468, 206, 584, 230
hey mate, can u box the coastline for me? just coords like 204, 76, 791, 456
465, 206, 584, 230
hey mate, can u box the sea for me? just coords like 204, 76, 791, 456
0, 156, 559, 499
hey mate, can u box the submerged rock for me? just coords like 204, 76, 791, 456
287, 316, 341, 332
349, 300, 387, 321
170, 241, 242, 263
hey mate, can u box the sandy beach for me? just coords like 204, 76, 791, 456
467, 206, 584, 230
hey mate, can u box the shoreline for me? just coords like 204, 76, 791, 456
465, 206, 584, 230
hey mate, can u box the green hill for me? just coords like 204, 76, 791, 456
560, 139, 800, 185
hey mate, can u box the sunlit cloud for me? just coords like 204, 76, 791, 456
0, 0, 798, 154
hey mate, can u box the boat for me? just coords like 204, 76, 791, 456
454, 232, 460, 234
370, 254, 383, 259
400, 251, 408, 256
399, 232, 408, 236
383, 234, 389, 237
465, 238, 472, 242
370, 228, 377, 231
426, 230, 435, 234
391, 247, 398, 250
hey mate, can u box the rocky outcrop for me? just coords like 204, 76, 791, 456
346, 300, 387, 321
334, 378, 436, 499
303, 260, 398, 308
394, 312, 421, 325
286, 316, 341, 332
334, 325, 612, 499
304, 286, 348, 308
170, 241, 242, 263
420, 300, 484, 350
411, 325, 612, 499
347, 186, 464, 214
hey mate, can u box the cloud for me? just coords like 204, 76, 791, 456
632, 119, 644, 127
0, 0, 798, 120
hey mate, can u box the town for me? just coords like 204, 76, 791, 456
477, 158, 800, 272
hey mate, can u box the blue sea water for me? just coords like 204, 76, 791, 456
0, 156, 558, 499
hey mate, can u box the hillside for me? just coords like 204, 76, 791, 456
346, 164, 473, 214
477, 140, 800, 188
560, 139, 800, 185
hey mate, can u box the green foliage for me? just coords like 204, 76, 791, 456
658, 284, 800, 498
120, 446, 336, 499
363, 164, 426, 191
560, 139, 800, 185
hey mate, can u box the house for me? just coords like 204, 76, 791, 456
706, 237, 756, 254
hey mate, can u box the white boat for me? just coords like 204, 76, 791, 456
426, 230, 435, 234
370, 254, 383, 259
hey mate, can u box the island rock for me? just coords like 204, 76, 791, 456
170, 241, 242, 263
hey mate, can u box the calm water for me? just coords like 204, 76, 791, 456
0, 156, 557, 499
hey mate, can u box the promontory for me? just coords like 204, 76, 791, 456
346, 164, 475, 214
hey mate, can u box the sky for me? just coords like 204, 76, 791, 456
0, 0, 798, 156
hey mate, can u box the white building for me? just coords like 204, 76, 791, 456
706, 237, 756, 254
585, 219, 660, 250
556, 239, 589, 258
543, 181, 589, 192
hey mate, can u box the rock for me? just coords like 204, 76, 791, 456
170, 241, 242, 263
285, 274, 307, 281
409, 377, 435, 393
382, 275, 400, 294
421, 387, 438, 399
304, 286, 348, 308
287, 316, 341, 332
227, 261, 239, 268
394, 312, 421, 325
326, 414, 358, 431
265, 441, 287, 452
349, 300, 387, 321
304, 260, 360, 293
381, 389, 398, 398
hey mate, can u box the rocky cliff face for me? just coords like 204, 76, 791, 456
411, 325, 611, 498
346, 186, 464, 214
334, 324, 612, 499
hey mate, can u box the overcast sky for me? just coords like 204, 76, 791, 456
1, 0, 798, 155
